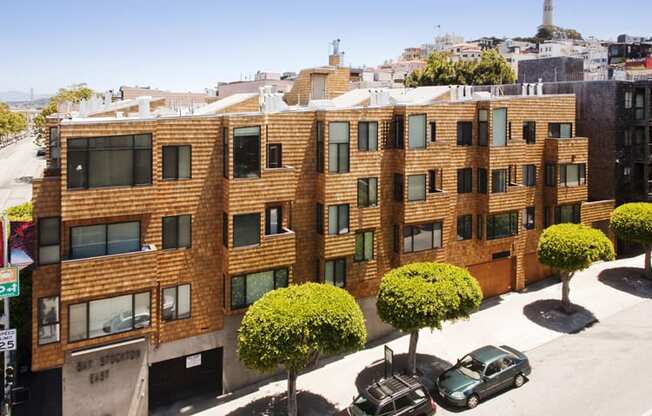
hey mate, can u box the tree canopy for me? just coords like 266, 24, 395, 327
4, 201, 32, 222
33, 86, 94, 146
611, 203, 652, 273
538, 224, 614, 272
0, 103, 27, 139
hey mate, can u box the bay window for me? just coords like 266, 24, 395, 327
70, 221, 140, 259
233, 127, 261, 178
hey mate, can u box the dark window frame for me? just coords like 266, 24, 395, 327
357, 177, 378, 208
230, 268, 289, 310
327, 204, 350, 235
37, 295, 60, 345
69, 221, 141, 260
457, 121, 473, 146
233, 126, 261, 179
477, 214, 484, 240
523, 165, 536, 187
478, 110, 488, 146
354, 230, 374, 262
407, 174, 427, 202
222, 213, 228, 247
316, 121, 324, 173
408, 113, 427, 150
38, 216, 61, 265
328, 121, 350, 174
429, 121, 437, 143
162, 145, 192, 180
265, 205, 284, 235
545, 164, 556, 186
233, 213, 261, 248
559, 163, 587, 187
403, 221, 443, 253
162, 214, 192, 250
391, 115, 405, 149
267, 143, 283, 169
324, 258, 347, 288
161, 283, 192, 321
316, 203, 324, 235
358, 121, 379, 151
394, 173, 404, 201
477, 168, 488, 194
555, 204, 581, 224
491, 169, 508, 193
523, 121, 536, 144
486, 212, 519, 240
457, 215, 473, 241
223, 127, 229, 178
548, 123, 573, 139
524, 206, 536, 230
428, 169, 443, 193
457, 168, 473, 194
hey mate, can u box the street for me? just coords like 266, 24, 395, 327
0, 136, 44, 211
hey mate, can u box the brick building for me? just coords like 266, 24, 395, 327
29, 85, 613, 415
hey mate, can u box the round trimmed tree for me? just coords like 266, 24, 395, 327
237, 283, 367, 416
538, 224, 614, 313
377, 262, 483, 375
610, 203, 652, 275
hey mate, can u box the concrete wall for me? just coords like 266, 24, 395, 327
518, 57, 584, 83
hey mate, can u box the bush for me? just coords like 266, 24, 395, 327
4, 202, 32, 222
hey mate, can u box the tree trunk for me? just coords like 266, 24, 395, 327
287, 368, 297, 416
560, 271, 574, 314
645, 246, 651, 277
408, 331, 419, 375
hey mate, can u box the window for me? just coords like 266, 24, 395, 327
223, 128, 229, 178
634, 90, 645, 120
67, 134, 152, 189
358, 121, 378, 151
162, 284, 191, 321
403, 222, 442, 253
544, 206, 551, 228
524, 207, 535, 230
430, 122, 437, 142
311, 74, 326, 99
267, 144, 282, 168
408, 175, 426, 202
523, 121, 536, 144
162, 215, 191, 249
233, 127, 261, 178
231, 268, 288, 309
492, 169, 508, 193
393, 224, 400, 253
265, 206, 283, 235
328, 204, 349, 235
624, 130, 632, 147
316, 203, 324, 234
523, 165, 536, 187
477, 168, 488, 194
556, 204, 581, 224
508, 165, 518, 186
69, 292, 150, 341
559, 164, 586, 187
457, 121, 473, 146
233, 213, 260, 247
38, 296, 59, 345
392, 115, 405, 149
49, 126, 60, 166
408, 114, 426, 149
477, 214, 484, 240
548, 123, 572, 138
38, 217, 60, 265
457, 168, 472, 194
394, 174, 404, 201
316, 121, 324, 172
428, 169, 443, 193
222, 213, 228, 247
358, 178, 378, 207
325, 258, 346, 287
162, 145, 191, 180
545, 164, 556, 186
70, 221, 140, 259
457, 215, 472, 241
478, 110, 488, 146
354, 231, 374, 261
625, 91, 633, 109
487, 212, 518, 240
493, 108, 507, 147
329, 122, 350, 173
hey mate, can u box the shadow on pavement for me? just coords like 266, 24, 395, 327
523, 299, 597, 334
224, 391, 339, 416
598, 267, 652, 298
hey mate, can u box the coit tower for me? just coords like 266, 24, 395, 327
542, 0, 554, 28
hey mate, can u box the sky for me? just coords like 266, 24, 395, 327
0, 0, 649, 94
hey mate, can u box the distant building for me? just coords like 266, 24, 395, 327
216, 71, 294, 99
518, 56, 584, 83
119, 86, 212, 109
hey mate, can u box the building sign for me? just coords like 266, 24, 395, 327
0, 267, 19, 298
384, 345, 394, 378
0, 329, 16, 352
75, 348, 141, 385
186, 353, 201, 368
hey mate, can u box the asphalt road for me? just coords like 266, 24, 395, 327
0, 135, 45, 211
441, 300, 652, 416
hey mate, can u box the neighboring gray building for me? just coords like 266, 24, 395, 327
518, 56, 585, 83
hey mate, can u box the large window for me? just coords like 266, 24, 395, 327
328, 204, 349, 235
233, 127, 261, 178
556, 204, 581, 224
477, 168, 488, 194
67, 134, 152, 189
38, 217, 60, 265
523, 165, 536, 187
233, 213, 260, 247
265, 206, 283, 235
231, 268, 288, 309
493, 108, 507, 147
70, 221, 140, 259
162, 284, 191, 321
394, 174, 404, 201
316, 121, 324, 172
358, 178, 378, 207
358, 121, 378, 151
403, 222, 443, 253
523, 121, 536, 144
325, 259, 346, 288
408, 175, 426, 202
329, 122, 350, 173
491, 169, 508, 193
457, 122, 473, 146
548, 123, 572, 138
457, 168, 472, 194
478, 110, 488, 146
354, 230, 374, 262
38, 296, 59, 345
162, 145, 191, 180
267, 143, 283, 168
487, 212, 519, 240
559, 164, 586, 187
162, 215, 191, 249
69, 292, 150, 342
408, 114, 426, 149
457, 215, 472, 241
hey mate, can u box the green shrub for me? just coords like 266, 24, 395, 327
538, 223, 615, 272
610, 203, 652, 245
4, 202, 32, 222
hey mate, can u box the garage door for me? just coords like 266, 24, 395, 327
149, 348, 222, 411
524, 253, 552, 286
468, 258, 513, 299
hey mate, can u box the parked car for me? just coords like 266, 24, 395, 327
341, 374, 436, 416
36, 147, 46, 156
436, 345, 531, 409
103, 311, 150, 334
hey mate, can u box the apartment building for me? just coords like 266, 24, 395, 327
29, 84, 613, 415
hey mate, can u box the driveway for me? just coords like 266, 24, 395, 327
0, 135, 44, 211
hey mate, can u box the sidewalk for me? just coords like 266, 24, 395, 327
181, 254, 652, 415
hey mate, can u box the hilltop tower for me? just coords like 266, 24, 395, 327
542, 0, 554, 28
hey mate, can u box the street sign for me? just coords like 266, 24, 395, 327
384, 345, 394, 378
0, 329, 16, 352
0, 267, 19, 298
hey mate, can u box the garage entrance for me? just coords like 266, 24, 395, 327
468, 257, 513, 299
524, 253, 553, 286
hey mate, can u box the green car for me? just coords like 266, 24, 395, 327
436, 345, 531, 409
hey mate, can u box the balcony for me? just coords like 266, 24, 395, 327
228, 166, 298, 208
581, 200, 615, 225
545, 137, 588, 163
545, 184, 588, 206
403, 191, 451, 224
487, 186, 527, 213
227, 229, 296, 275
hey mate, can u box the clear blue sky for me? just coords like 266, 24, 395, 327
1, 0, 648, 94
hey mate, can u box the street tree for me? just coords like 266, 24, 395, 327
33, 86, 94, 146
377, 262, 483, 375
610, 202, 652, 275
537, 224, 614, 313
0, 103, 27, 140
237, 283, 366, 416
472, 49, 516, 85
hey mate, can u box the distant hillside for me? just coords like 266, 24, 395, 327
0, 90, 52, 102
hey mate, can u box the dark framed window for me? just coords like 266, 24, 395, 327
625, 91, 633, 109
487, 212, 519, 240
231, 268, 289, 309
162, 145, 191, 180
49, 126, 61, 166
394, 174, 404, 201
328, 204, 349, 235
428, 169, 443, 193
429, 122, 437, 142
544, 206, 551, 228
457, 121, 473, 146
358, 121, 378, 151
408, 175, 426, 202
523, 165, 536, 187
493, 108, 507, 147
408, 114, 426, 149
38, 217, 60, 265
265, 206, 283, 235
556, 204, 581, 224
233, 126, 261, 178
267, 143, 282, 168
457, 215, 472, 241
38, 296, 60, 345
548, 123, 572, 138
508, 165, 518, 186
354, 230, 374, 262
70, 221, 140, 259
393, 224, 400, 253
325, 258, 346, 287
545, 164, 556, 186
162, 215, 191, 249
162, 284, 191, 321
523, 121, 536, 144
478, 110, 488, 146
316, 121, 324, 172
524, 207, 535, 230
222, 213, 228, 247
457, 168, 472, 193
316, 203, 324, 234
491, 169, 508, 193
477, 168, 488, 194
233, 213, 260, 247
634, 90, 645, 120
223, 128, 229, 178
358, 178, 378, 207
67, 134, 152, 189
559, 164, 586, 187
477, 214, 484, 240
403, 222, 442, 253
391, 115, 405, 149
329, 122, 350, 173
